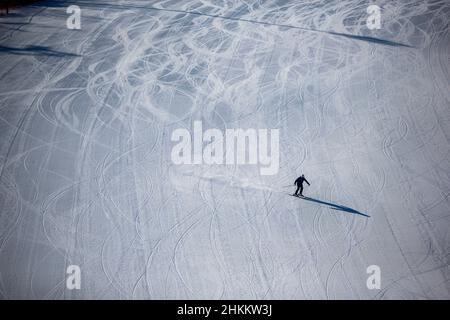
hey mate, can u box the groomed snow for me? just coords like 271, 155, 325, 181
0, 0, 449, 299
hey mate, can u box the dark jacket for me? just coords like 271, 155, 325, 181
295, 176, 310, 186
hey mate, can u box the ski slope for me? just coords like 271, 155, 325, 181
0, 0, 449, 299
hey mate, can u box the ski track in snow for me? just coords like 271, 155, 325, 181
0, 0, 449, 299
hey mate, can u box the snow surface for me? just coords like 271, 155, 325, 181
0, 0, 449, 299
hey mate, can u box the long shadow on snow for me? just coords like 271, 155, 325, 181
0, 45, 80, 57
29, 0, 412, 48
293, 195, 370, 218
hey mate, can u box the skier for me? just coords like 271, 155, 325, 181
294, 174, 310, 197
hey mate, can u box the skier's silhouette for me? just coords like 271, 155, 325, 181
294, 174, 310, 197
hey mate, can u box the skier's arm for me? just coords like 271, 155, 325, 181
305, 178, 310, 186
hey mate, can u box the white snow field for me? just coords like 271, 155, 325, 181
0, 0, 449, 299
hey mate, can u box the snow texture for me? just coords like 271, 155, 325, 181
0, 0, 449, 299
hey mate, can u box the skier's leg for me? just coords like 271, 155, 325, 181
294, 185, 300, 196
299, 185, 303, 196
